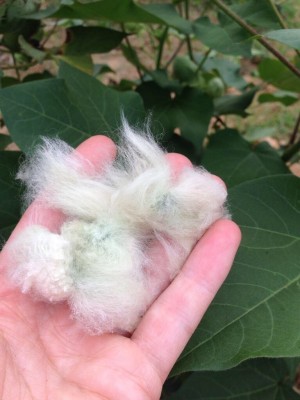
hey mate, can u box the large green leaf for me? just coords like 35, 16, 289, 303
65, 26, 127, 55
265, 29, 300, 51
169, 358, 300, 399
0, 151, 23, 245
172, 88, 214, 151
202, 129, 289, 187
0, 62, 145, 152
193, 16, 252, 57
172, 174, 300, 374
259, 58, 300, 92
137, 81, 214, 151
53, 0, 192, 34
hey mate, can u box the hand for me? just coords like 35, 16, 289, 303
0, 135, 241, 400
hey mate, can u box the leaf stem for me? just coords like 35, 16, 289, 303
121, 23, 144, 82
265, 0, 286, 29
184, 0, 195, 62
281, 140, 300, 162
265, 0, 300, 58
211, 0, 300, 80
156, 27, 168, 70
196, 48, 212, 72
164, 39, 185, 69
41, 21, 58, 48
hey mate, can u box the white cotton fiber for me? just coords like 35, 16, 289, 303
6, 120, 228, 334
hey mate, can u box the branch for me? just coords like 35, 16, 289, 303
211, 0, 300, 79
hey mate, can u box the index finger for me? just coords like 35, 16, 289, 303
132, 219, 241, 382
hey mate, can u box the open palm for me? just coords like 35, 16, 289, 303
0, 135, 241, 400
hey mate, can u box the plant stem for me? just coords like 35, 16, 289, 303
156, 27, 168, 70
266, 0, 300, 58
164, 39, 185, 69
41, 21, 58, 48
211, 0, 300, 79
289, 111, 300, 145
184, 0, 195, 62
265, 0, 286, 29
121, 23, 144, 82
196, 48, 212, 72
282, 140, 300, 162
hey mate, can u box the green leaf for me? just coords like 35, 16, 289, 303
0, 19, 40, 52
55, 54, 94, 74
65, 26, 127, 55
22, 72, 53, 83
136, 80, 174, 141
259, 58, 300, 92
21, 5, 59, 19
0, 62, 145, 152
53, 0, 192, 34
202, 57, 247, 90
0, 151, 23, 245
169, 358, 300, 399
258, 90, 299, 106
0, 76, 19, 88
231, 0, 281, 30
173, 88, 214, 150
0, 134, 12, 150
141, 3, 191, 34
265, 29, 300, 51
137, 81, 214, 151
214, 88, 258, 116
172, 174, 300, 374
193, 16, 252, 57
202, 129, 289, 188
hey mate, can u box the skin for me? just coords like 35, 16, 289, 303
0, 136, 241, 400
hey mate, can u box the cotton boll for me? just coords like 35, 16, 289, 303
7, 225, 73, 302
7, 119, 229, 335
61, 219, 151, 333
18, 138, 113, 220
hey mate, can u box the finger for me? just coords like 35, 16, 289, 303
132, 219, 241, 381
165, 153, 192, 178
1, 136, 116, 254
144, 154, 226, 294
143, 153, 193, 292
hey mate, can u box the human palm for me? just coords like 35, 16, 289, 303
0, 135, 241, 400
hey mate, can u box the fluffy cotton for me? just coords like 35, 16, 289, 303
6, 120, 228, 334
